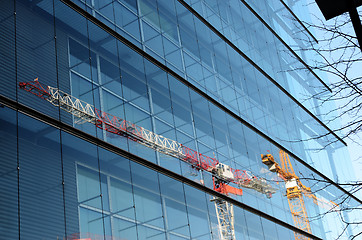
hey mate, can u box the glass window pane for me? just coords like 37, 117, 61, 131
159, 175, 190, 238
0, 0, 16, 100
61, 131, 102, 237
184, 185, 211, 239
130, 162, 166, 239
0, 106, 18, 239
18, 113, 65, 239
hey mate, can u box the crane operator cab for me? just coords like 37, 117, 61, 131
215, 163, 234, 182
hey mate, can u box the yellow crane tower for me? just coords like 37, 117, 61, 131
261, 150, 338, 240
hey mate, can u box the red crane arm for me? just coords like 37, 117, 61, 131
19, 79, 278, 198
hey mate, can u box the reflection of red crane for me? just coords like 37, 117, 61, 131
20, 79, 277, 240
261, 150, 338, 240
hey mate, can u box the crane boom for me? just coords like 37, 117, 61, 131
19, 79, 275, 196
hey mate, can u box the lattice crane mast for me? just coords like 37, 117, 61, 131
261, 150, 311, 240
20, 79, 277, 240
261, 150, 338, 240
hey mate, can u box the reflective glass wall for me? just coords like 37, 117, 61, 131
0, 0, 359, 239
1, 106, 303, 239
43, 1, 352, 183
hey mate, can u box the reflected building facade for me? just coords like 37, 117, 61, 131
0, 0, 360, 240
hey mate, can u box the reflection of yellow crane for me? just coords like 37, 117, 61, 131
261, 150, 338, 240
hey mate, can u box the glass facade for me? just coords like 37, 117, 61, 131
0, 0, 360, 239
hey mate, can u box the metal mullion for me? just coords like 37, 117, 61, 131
106, 175, 114, 238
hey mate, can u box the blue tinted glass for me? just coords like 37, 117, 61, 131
69, 38, 91, 78
0, 106, 18, 239
130, 162, 166, 238
244, 211, 264, 239
77, 165, 103, 209
233, 207, 249, 239
18, 113, 65, 239
184, 185, 211, 239
17, 0, 59, 120
159, 175, 191, 238
79, 207, 109, 238
61, 131, 101, 237
0, 0, 16, 100
261, 218, 279, 240
98, 147, 137, 239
